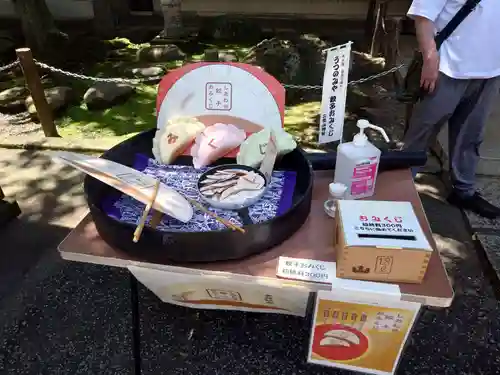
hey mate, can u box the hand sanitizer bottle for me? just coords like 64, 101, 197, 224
324, 182, 347, 218
334, 119, 389, 200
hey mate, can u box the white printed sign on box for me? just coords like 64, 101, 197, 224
128, 265, 310, 317
318, 42, 352, 144
338, 200, 431, 250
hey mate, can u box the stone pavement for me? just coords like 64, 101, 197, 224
0, 148, 500, 374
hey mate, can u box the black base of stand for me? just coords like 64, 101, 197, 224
0, 199, 21, 228
130, 275, 142, 375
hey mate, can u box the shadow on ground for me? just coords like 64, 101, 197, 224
0, 148, 87, 303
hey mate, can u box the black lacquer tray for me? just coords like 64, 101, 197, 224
84, 129, 314, 263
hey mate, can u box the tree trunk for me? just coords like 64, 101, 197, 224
92, 0, 130, 38
160, 0, 184, 38
12, 0, 67, 61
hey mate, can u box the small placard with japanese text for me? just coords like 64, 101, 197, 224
205, 82, 232, 111
318, 42, 351, 144
276, 257, 335, 284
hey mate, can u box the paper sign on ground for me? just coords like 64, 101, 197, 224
308, 290, 421, 375
318, 42, 352, 144
129, 265, 310, 317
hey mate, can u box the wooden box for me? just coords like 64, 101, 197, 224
335, 200, 432, 284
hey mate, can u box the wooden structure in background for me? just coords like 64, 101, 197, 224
365, 0, 406, 88
0, 0, 411, 21
179, 0, 410, 20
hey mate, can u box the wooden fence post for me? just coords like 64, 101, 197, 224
16, 48, 59, 137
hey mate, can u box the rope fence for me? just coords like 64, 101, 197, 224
0, 47, 406, 137
1, 59, 405, 89
0, 60, 19, 73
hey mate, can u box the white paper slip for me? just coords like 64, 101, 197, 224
259, 130, 278, 183
330, 263, 401, 300
276, 257, 336, 284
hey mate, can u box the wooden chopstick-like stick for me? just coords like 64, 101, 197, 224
133, 180, 161, 243
186, 197, 246, 234
132, 179, 244, 239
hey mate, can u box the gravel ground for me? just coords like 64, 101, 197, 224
0, 112, 43, 137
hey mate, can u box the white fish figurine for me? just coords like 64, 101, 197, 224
237, 128, 297, 168
51, 151, 193, 223
152, 116, 206, 165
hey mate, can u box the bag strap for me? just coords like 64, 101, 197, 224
435, 0, 482, 49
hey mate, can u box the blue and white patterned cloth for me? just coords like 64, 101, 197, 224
102, 154, 297, 232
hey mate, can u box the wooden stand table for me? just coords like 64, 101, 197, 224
58, 169, 454, 374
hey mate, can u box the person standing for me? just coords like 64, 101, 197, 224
403, 0, 500, 219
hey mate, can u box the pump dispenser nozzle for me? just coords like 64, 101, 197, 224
353, 119, 390, 146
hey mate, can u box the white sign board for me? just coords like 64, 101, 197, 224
128, 266, 310, 317
318, 42, 352, 144
276, 257, 336, 284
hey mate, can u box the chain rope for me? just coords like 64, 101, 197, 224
0, 60, 19, 72
1, 58, 405, 89
33, 60, 163, 84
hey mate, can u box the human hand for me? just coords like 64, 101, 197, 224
420, 48, 440, 93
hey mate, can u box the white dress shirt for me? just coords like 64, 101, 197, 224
408, 0, 500, 79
